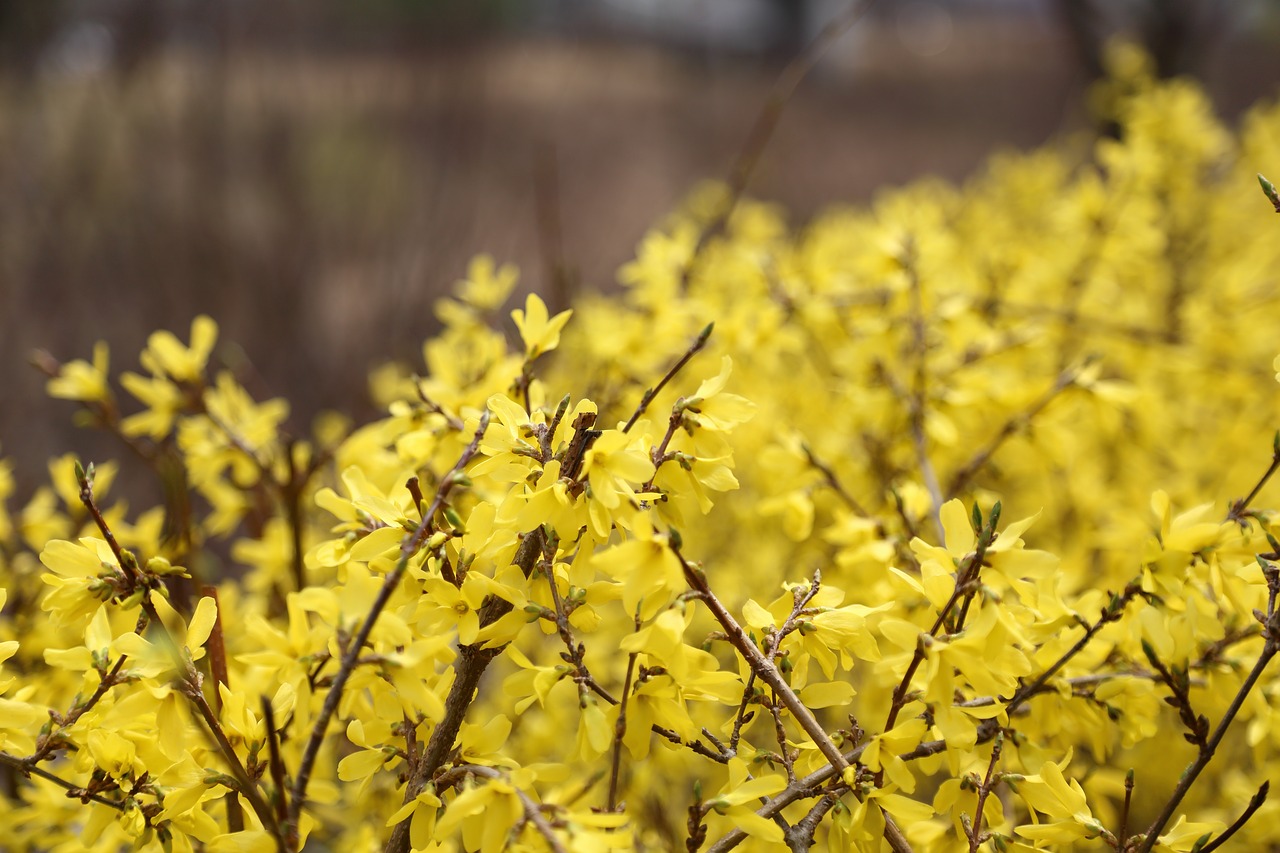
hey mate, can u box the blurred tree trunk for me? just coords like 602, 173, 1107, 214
1054, 0, 1226, 82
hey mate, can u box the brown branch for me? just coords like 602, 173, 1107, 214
674, 546, 912, 853
416, 384, 466, 432
727, 671, 758, 757
21, 613, 140, 770
784, 792, 840, 852
76, 463, 146, 593
675, 547, 847, 772
1006, 585, 1139, 711
292, 411, 491, 848
80, 466, 275, 838
1141, 640, 1208, 748
385, 526, 547, 853
203, 585, 244, 833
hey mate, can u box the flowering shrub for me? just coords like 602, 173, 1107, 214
5, 49, 1280, 853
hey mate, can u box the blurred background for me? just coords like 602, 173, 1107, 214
2, 0, 1279, 493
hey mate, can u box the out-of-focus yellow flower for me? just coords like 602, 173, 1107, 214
512, 293, 571, 360
46, 341, 111, 403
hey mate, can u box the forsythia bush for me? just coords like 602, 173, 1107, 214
5, 48, 1280, 853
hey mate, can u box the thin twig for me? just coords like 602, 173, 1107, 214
1197, 780, 1269, 853
182, 671, 281, 845
727, 671, 758, 757
802, 443, 873, 519
262, 696, 290, 831
882, 508, 1000, 737
678, 0, 876, 293
0, 751, 129, 810
1228, 433, 1280, 524
416, 384, 466, 432
77, 466, 146, 592
675, 547, 847, 771
1135, 638, 1278, 853
436, 764, 568, 853
607, 615, 642, 812
946, 366, 1079, 498
784, 792, 840, 851
1006, 586, 1139, 711
1117, 769, 1135, 850
80, 467, 278, 837
622, 323, 713, 434
967, 731, 1004, 853
716, 584, 1144, 853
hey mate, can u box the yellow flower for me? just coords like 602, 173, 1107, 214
1014, 753, 1104, 845
46, 341, 111, 403
39, 537, 123, 628
684, 356, 756, 432
591, 523, 684, 620
112, 592, 218, 678
511, 293, 572, 360
139, 315, 218, 383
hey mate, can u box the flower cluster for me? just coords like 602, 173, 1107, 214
4, 48, 1280, 853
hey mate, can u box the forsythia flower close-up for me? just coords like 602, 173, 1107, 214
4, 49, 1280, 853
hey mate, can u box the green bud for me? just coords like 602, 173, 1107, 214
146, 556, 188, 578
1260, 173, 1280, 212
443, 505, 464, 531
